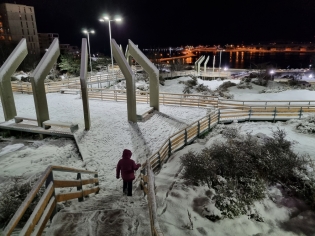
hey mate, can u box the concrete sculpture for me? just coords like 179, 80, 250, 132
0, 39, 28, 120
80, 38, 91, 130
30, 38, 60, 126
126, 40, 159, 111
111, 39, 137, 122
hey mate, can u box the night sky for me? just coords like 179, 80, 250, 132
3, 0, 315, 55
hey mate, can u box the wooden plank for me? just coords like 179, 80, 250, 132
32, 196, 56, 236
171, 134, 184, 144
54, 179, 81, 188
82, 178, 99, 185
55, 191, 83, 202
20, 182, 54, 236
142, 175, 148, 183
82, 187, 100, 197
54, 178, 98, 188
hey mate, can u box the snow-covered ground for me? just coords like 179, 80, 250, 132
1, 77, 315, 235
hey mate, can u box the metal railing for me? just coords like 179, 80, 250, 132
3, 165, 99, 236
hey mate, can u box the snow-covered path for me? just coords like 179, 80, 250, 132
0, 93, 210, 192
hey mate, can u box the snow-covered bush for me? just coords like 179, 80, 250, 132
195, 84, 210, 93
259, 87, 287, 93
237, 82, 253, 89
0, 176, 44, 226
218, 91, 234, 99
217, 81, 236, 92
296, 115, 315, 134
11, 76, 19, 81
180, 128, 315, 220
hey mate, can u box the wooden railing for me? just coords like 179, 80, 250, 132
145, 160, 164, 236
3, 165, 99, 236
86, 89, 219, 108
139, 111, 218, 235
10, 71, 124, 94
219, 104, 315, 120
219, 99, 315, 108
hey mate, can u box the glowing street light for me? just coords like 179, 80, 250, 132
99, 16, 122, 70
83, 29, 95, 79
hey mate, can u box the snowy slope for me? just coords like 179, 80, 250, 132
1, 79, 315, 235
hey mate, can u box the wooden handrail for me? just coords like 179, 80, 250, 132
3, 165, 99, 236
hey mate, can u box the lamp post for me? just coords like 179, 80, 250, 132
270, 70, 275, 88
218, 49, 225, 72
99, 16, 122, 71
83, 29, 95, 80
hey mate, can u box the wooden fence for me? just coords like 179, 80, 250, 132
10, 71, 124, 94
3, 165, 99, 236
86, 89, 219, 108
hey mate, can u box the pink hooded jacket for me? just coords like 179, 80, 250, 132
116, 149, 141, 181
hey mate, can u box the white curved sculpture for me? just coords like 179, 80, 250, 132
0, 39, 28, 120
30, 38, 60, 126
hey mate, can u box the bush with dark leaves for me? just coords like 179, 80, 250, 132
181, 128, 315, 219
217, 81, 236, 92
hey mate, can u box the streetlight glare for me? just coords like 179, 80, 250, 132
91, 30, 95, 34
115, 18, 122, 22
83, 30, 88, 34
99, 19, 104, 22
104, 16, 109, 20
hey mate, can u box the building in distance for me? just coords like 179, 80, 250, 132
0, 2, 40, 55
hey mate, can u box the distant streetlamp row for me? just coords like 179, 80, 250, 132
82, 15, 122, 75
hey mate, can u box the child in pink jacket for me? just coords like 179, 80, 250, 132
116, 149, 141, 196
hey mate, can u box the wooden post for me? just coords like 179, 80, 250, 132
101, 89, 103, 101
218, 109, 221, 123
94, 173, 99, 194
273, 107, 277, 122
208, 114, 211, 131
77, 173, 84, 202
168, 139, 172, 158
45, 172, 57, 220
158, 152, 161, 169
197, 121, 200, 137
249, 108, 252, 121
184, 129, 188, 145
299, 107, 302, 119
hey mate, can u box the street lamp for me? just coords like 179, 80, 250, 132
83, 29, 95, 80
99, 16, 122, 70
